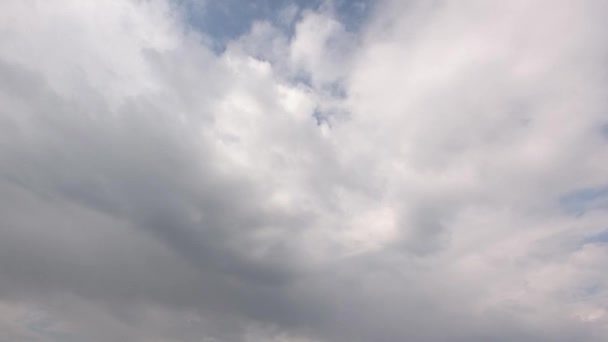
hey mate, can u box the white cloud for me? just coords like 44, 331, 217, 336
0, 0, 607, 341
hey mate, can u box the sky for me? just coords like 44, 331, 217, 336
0, 0, 608, 341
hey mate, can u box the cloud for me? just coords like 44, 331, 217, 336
0, 0, 608, 341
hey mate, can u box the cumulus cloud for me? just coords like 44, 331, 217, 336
1, 0, 608, 341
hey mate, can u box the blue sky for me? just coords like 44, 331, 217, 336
561, 186, 608, 216
182, 0, 372, 51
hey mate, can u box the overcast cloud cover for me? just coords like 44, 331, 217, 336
1, 0, 608, 341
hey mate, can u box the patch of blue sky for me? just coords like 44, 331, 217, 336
24, 311, 78, 342
601, 122, 608, 139
579, 283, 604, 299
559, 185, 608, 216
176, 0, 374, 53
581, 231, 608, 245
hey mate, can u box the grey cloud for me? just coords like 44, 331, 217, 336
1, 0, 608, 341
0, 56, 312, 338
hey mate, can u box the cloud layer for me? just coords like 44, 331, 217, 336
1, 0, 608, 341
